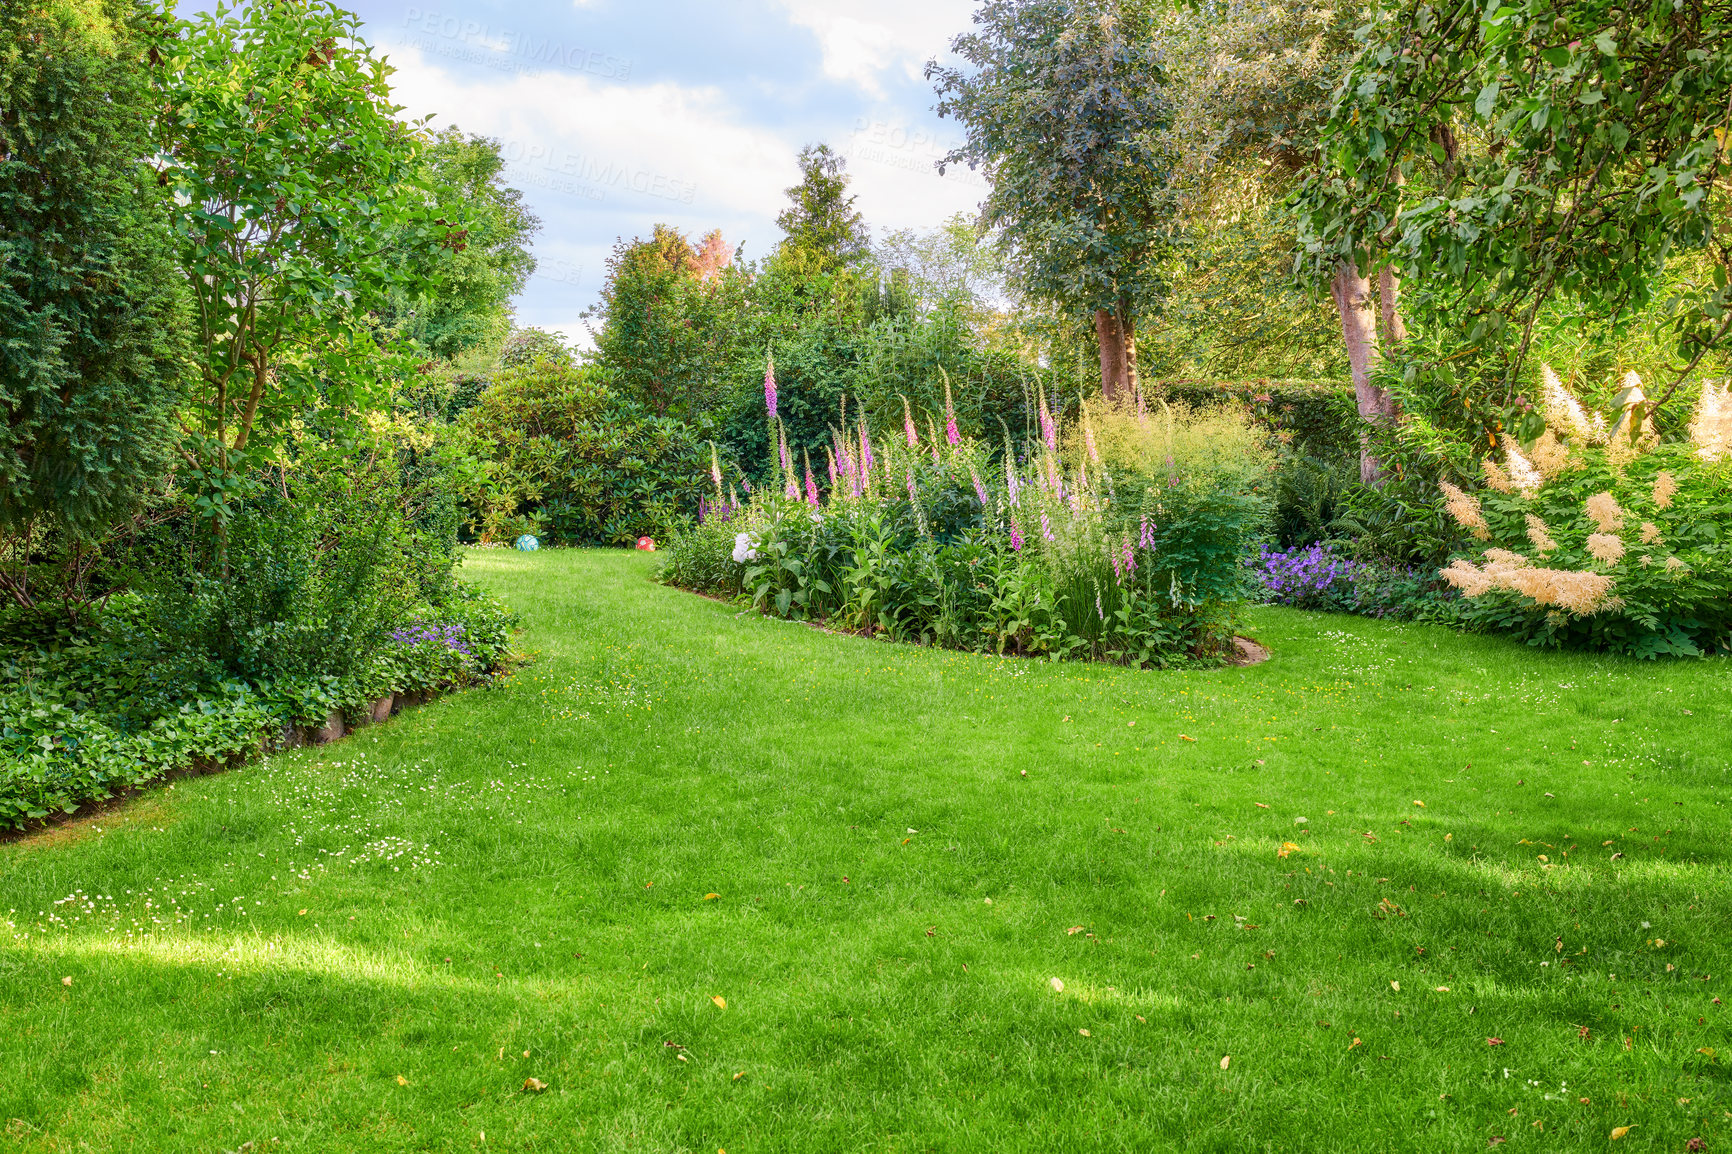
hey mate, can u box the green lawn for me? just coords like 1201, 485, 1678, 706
3, 549, 1730, 1152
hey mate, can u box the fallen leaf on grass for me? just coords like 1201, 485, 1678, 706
704, 893, 719, 901
1413, 800, 1425, 807
1277, 841, 1300, 858
712, 996, 727, 1009
1255, 802, 1270, 809
1488, 1138, 1507, 1147
60, 977, 71, 987
395, 1075, 408, 1086
1049, 977, 1065, 992
1390, 981, 1401, 992
733, 1072, 746, 1081
1219, 1055, 1230, 1069
1179, 735, 1196, 742
1067, 926, 1085, 935
1078, 1028, 1091, 1037
1348, 1037, 1362, 1050
522, 1078, 547, 1093
1609, 1125, 1634, 1140
1487, 1038, 1505, 1046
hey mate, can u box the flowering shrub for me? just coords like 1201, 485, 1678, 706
660, 372, 1273, 666
1252, 544, 1458, 621
1437, 370, 1732, 656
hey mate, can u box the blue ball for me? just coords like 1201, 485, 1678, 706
515, 535, 540, 552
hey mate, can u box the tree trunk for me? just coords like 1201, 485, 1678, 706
1095, 307, 1131, 402
1119, 298, 1139, 400
1330, 259, 1386, 484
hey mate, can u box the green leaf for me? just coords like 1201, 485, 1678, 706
1475, 81, 1501, 118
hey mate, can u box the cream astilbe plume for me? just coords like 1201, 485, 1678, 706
1665, 554, 1689, 573
1639, 522, 1664, 545
1441, 559, 1496, 597
1530, 430, 1573, 478
1500, 437, 1543, 496
1585, 491, 1624, 533
1439, 481, 1490, 540
1690, 382, 1732, 462
1525, 514, 1558, 554
1482, 459, 1514, 494
1586, 533, 1626, 566
1440, 551, 1618, 615
1652, 470, 1678, 509
1505, 567, 1618, 614
1542, 365, 1604, 444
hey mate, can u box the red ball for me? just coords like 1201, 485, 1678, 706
635, 537, 656, 552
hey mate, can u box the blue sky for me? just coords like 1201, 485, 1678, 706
338, 0, 989, 342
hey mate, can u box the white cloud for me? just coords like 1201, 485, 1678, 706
774, 0, 977, 96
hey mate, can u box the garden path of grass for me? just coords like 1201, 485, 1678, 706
3, 549, 1730, 1152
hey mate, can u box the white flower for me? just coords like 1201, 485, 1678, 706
731, 532, 757, 564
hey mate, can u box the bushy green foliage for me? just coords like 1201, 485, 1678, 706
380, 129, 540, 360
1442, 442, 1732, 657
0, 0, 189, 541
455, 359, 707, 545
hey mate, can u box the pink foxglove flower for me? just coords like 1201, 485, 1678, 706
709, 441, 723, 492
805, 455, 819, 506
1139, 513, 1154, 550
860, 425, 874, 474
1038, 387, 1057, 451
1040, 512, 1054, 542
906, 468, 918, 504
971, 470, 989, 507
1009, 519, 1024, 551
945, 379, 960, 445
902, 395, 918, 447
764, 354, 778, 420
778, 424, 791, 474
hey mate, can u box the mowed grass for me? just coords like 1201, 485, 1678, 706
2, 550, 1730, 1153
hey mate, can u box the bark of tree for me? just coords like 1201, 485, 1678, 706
1095, 305, 1135, 402
1330, 259, 1386, 483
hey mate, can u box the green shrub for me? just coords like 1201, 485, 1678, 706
455, 360, 707, 545
1436, 377, 1732, 656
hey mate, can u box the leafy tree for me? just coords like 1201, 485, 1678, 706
776, 144, 870, 270
150, 0, 454, 522
0, 0, 188, 565
1295, 0, 1732, 424
929, 0, 1178, 400
588, 225, 747, 421
381, 128, 540, 361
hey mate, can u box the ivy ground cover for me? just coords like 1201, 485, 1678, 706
2, 549, 1729, 1152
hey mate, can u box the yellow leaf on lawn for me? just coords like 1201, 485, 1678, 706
712, 996, 727, 1009
523, 1078, 547, 1093
733, 1072, 746, 1081
704, 893, 719, 901
1610, 1125, 1634, 1139
1390, 981, 1401, 991
1078, 1028, 1091, 1037
1278, 841, 1300, 858
395, 1075, 408, 1086
1220, 1055, 1231, 1070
